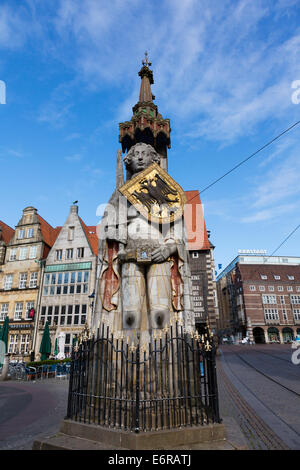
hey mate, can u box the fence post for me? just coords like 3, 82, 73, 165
66, 348, 75, 419
135, 343, 140, 433
206, 345, 221, 423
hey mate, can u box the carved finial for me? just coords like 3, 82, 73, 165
142, 51, 151, 67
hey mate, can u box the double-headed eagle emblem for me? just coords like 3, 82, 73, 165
119, 163, 186, 223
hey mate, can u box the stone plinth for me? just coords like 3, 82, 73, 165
33, 419, 226, 450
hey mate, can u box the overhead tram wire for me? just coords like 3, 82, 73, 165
186, 119, 300, 205
186, 120, 300, 279
268, 223, 300, 258
187, 120, 300, 275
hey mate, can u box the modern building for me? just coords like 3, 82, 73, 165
0, 207, 58, 361
33, 204, 98, 359
185, 190, 219, 333
216, 254, 300, 343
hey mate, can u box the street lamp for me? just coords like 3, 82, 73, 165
88, 290, 95, 310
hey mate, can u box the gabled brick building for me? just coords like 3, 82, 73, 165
33, 204, 98, 359
216, 255, 300, 343
185, 190, 219, 333
0, 207, 58, 361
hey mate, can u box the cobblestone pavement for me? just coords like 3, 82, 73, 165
0, 378, 69, 450
217, 344, 300, 450
2, 344, 300, 451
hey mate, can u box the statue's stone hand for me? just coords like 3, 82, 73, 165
152, 243, 177, 263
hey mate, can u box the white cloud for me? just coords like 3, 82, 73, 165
0, 4, 28, 48
1, 0, 300, 145
65, 153, 82, 162
8, 149, 24, 158
47, 0, 300, 144
38, 102, 73, 128
241, 203, 298, 223
252, 151, 300, 209
65, 132, 81, 141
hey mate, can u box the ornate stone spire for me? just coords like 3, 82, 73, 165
138, 52, 154, 102
118, 53, 171, 171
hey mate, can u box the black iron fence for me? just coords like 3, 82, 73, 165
66, 322, 221, 432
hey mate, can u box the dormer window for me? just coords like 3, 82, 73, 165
68, 227, 74, 241
287, 275, 295, 280
260, 275, 267, 280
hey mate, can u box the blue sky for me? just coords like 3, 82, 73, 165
0, 0, 300, 272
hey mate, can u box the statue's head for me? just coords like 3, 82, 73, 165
124, 143, 160, 180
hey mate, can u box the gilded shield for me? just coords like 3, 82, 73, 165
119, 163, 186, 224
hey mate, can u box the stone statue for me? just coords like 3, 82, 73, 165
94, 142, 194, 342
56, 332, 66, 360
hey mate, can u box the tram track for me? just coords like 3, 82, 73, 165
218, 347, 300, 449
217, 360, 289, 450
250, 348, 294, 364
234, 352, 300, 398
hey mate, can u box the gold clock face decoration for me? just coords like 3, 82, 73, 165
119, 162, 186, 224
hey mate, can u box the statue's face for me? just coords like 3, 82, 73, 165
129, 144, 153, 175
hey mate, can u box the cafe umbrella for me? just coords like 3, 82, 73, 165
54, 337, 58, 357
39, 321, 51, 361
0, 316, 9, 365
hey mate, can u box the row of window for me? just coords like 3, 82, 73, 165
43, 284, 89, 296
262, 295, 300, 305
43, 271, 90, 296
264, 308, 300, 321
8, 334, 31, 354
3, 272, 38, 290
8, 245, 38, 261
0, 301, 34, 321
8, 246, 86, 262
9, 332, 82, 356
45, 271, 89, 285
260, 274, 296, 280
250, 285, 300, 292
17, 228, 34, 240
55, 247, 85, 261
41, 304, 87, 326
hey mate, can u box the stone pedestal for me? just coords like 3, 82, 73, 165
33, 419, 227, 450
0, 354, 10, 381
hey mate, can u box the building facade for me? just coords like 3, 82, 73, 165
33, 204, 98, 359
216, 254, 300, 343
0, 207, 58, 361
185, 190, 219, 334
